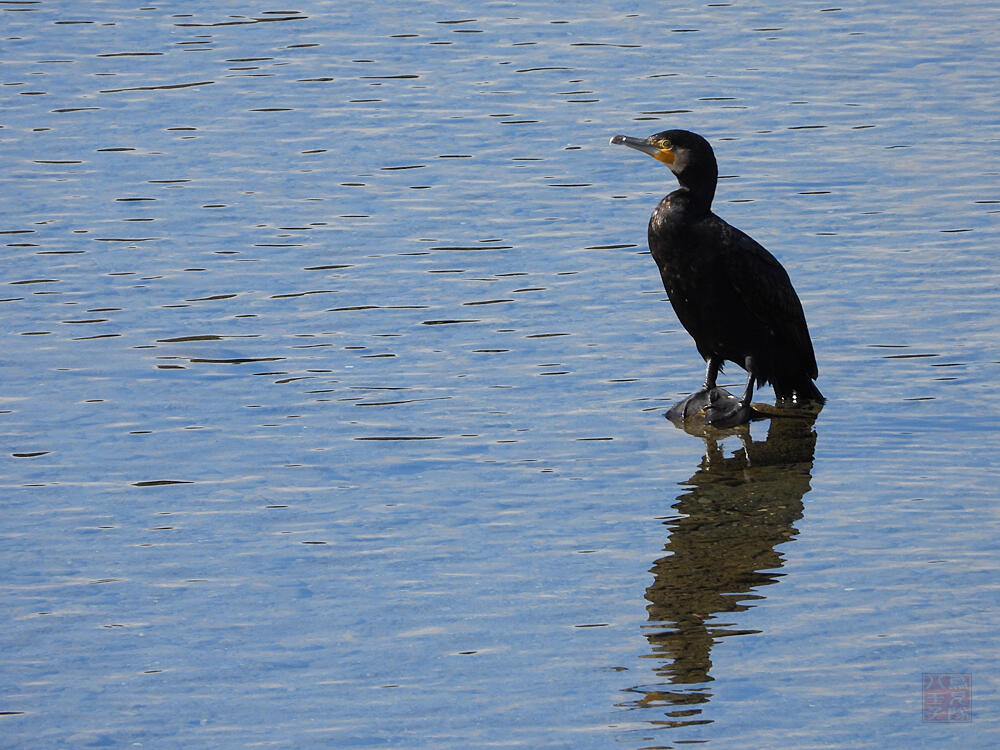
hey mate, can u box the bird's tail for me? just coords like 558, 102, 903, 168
794, 378, 824, 404
792, 378, 826, 404
772, 372, 824, 404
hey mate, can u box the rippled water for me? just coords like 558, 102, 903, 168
3, 1, 998, 747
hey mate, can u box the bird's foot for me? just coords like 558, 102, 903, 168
666, 387, 758, 427
666, 387, 738, 423
703, 391, 755, 428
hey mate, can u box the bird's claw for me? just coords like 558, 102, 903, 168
666, 387, 757, 427
703, 396, 754, 428
667, 386, 743, 424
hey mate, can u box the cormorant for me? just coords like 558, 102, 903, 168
610, 129, 823, 426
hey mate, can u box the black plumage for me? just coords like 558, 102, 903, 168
610, 129, 823, 426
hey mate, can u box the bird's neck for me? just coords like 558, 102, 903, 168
670, 182, 715, 216
674, 166, 717, 213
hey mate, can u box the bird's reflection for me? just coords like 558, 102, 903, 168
622, 409, 819, 729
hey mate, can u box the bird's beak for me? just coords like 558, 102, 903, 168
610, 134, 675, 165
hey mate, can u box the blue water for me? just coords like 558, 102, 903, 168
2, 1, 998, 747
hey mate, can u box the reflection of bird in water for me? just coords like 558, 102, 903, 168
610, 129, 824, 426
623, 414, 818, 728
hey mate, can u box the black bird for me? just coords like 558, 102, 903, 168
610, 129, 823, 426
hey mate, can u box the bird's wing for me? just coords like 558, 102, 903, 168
720, 222, 818, 377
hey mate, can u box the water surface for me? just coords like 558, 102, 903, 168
2, 1, 998, 747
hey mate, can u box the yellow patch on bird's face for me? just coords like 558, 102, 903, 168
652, 141, 675, 164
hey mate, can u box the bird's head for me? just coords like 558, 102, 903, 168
610, 129, 717, 181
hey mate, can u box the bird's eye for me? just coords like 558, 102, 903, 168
659, 139, 672, 150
